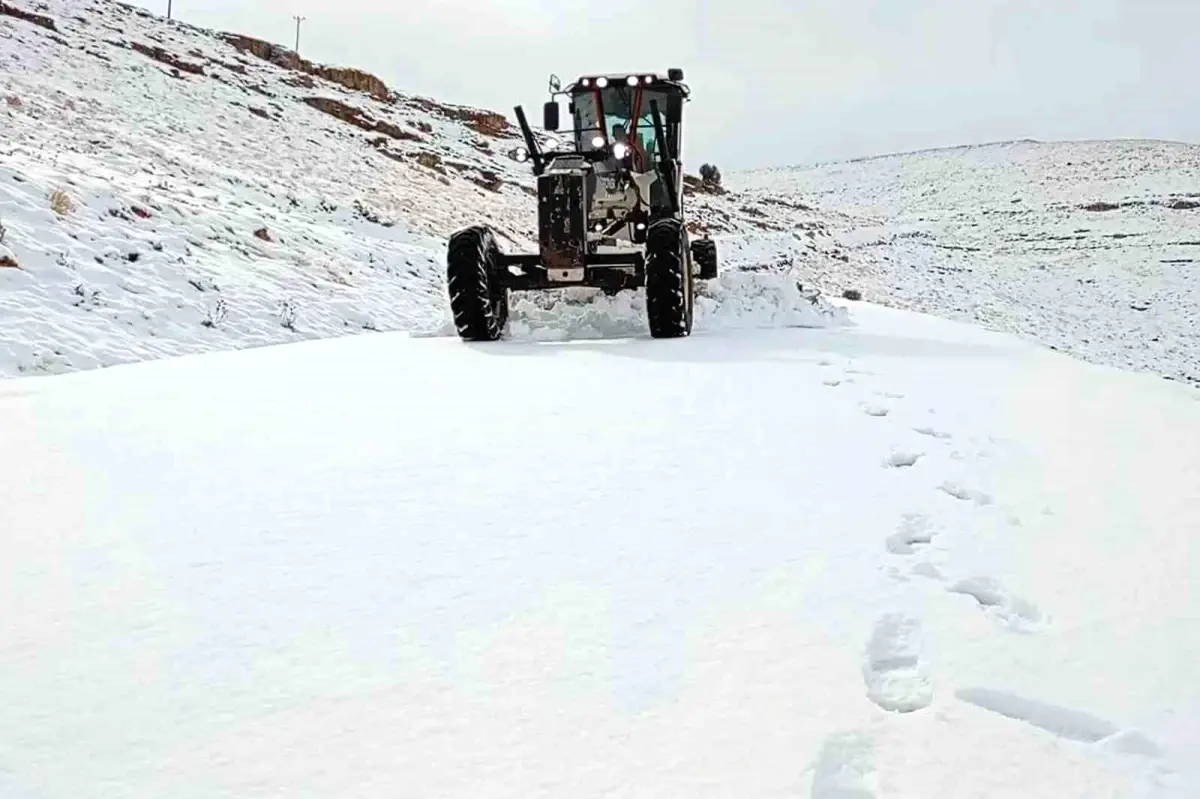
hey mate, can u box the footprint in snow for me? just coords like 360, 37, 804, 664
885, 513, 934, 554
883, 450, 922, 469
956, 687, 1162, 757
910, 561, 943, 580
810, 730, 879, 799
938, 481, 994, 506
862, 404, 890, 418
948, 576, 1045, 632
862, 613, 933, 713
913, 426, 952, 440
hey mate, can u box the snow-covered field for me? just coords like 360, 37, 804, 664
735, 140, 1200, 386
3, 301, 1197, 798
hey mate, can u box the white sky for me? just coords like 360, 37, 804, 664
134, 0, 1199, 170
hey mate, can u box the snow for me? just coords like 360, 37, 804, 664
732, 139, 1200, 386
3, 301, 1198, 798
2, 3, 1199, 796
0, 0, 535, 375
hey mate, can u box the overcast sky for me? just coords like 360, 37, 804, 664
133, 0, 1199, 171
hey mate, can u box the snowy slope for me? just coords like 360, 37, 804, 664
2, 303, 1197, 798
0, 0, 850, 377
733, 140, 1200, 386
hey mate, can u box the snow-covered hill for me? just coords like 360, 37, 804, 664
0, 0, 848, 377
735, 139, 1200, 386
3, 300, 1197, 798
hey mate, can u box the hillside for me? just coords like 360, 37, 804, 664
0, 0, 850, 377
736, 139, 1200, 385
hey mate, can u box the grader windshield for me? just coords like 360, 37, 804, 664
567, 80, 681, 171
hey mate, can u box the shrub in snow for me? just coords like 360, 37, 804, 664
699, 163, 723, 191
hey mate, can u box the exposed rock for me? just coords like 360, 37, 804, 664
406, 97, 510, 138
761, 195, 815, 213
208, 57, 247, 75
368, 138, 406, 164
130, 41, 205, 75
1082, 201, 1121, 212
0, 255, 21, 269
472, 170, 503, 193
253, 227, 272, 242
374, 118, 422, 142
315, 65, 390, 102
0, 1, 58, 31
303, 97, 422, 142
416, 152, 445, 173
222, 34, 391, 101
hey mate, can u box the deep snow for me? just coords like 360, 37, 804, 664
2, 302, 1197, 798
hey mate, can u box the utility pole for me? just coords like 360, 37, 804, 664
293, 15, 305, 55
167, 0, 172, 19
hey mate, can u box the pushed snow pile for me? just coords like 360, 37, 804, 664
494, 270, 848, 342
2, 302, 1197, 797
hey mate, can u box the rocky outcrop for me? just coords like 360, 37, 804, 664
303, 97, 422, 142
131, 41, 205, 75
222, 34, 391, 102
0, 1, 58, 31
406, 97, 510, 138
471, 170, 503, 193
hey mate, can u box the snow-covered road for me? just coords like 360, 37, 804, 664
3, 302, 1196, 798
